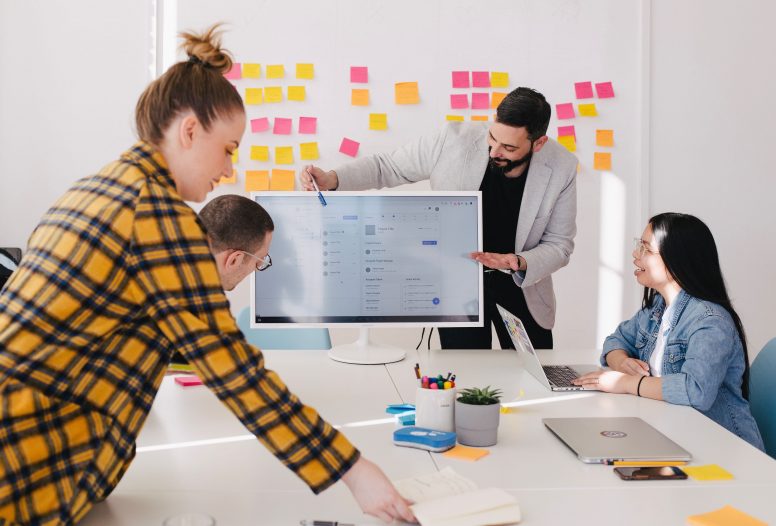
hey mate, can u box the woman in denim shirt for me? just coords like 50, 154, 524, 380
573, 213, 764, 450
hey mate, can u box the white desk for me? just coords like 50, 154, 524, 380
81, 349, 776, 525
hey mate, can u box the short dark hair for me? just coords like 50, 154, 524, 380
199, 195, 274, 253
495, 87, 552, 141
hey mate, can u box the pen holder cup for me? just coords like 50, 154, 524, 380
414, 387, 456, 432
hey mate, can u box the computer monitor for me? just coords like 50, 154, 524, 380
250, 191, 483, 364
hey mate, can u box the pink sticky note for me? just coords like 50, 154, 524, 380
299, 116, 317, 134
250, 117, 270, 133
174, 375, 203, 387
471, 93, 490, 110
575, 81, 594, 99
339, 137, 360, 157
595, 81, 615, 98
472, 71, 490, 88
556, 103, 576, 120
350, 66, 368, 83
273, 118, 292, 135
450, 94, 469, 109
558, 125, 576, 139
452, 71, 470, 88
223, 63, 241, 80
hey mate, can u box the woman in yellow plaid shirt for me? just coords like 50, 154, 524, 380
0, 25, 414, 526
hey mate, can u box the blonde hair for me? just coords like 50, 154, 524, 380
135, 23, 244, 145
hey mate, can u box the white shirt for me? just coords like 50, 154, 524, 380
649, 302, 675, 377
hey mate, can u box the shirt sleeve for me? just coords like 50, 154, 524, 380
128, 183, 359, 494
601, 309, 645, 366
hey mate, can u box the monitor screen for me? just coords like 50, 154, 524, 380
250, 191, 482, 328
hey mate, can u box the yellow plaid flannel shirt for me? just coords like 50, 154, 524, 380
0, 142, 359, 526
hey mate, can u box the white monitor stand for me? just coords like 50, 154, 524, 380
328, 327, 406, 365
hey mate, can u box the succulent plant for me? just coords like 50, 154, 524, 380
456, 386, 503, 405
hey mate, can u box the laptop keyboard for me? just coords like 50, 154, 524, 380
543, 365, 579, 387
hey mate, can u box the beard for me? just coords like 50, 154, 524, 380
488, 147, 533, 177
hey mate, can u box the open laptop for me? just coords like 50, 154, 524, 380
496, 304, 599, 391
543, 417, 692, 464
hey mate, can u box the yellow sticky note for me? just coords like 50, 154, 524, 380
593, 152, 612, 170
266, 64, 284, 79
471, 115, 488, 121
687, 505, 766, 526
491, 92, 508, 109
442, 445, 490, 462
446, 115, 465, 121
499, 406, 514, 414
270, 169, 295, 191
287, 86, 306, 101
490, 71, 509, 88
596, 129, 614, 147
369, 113, 388, 131
682, 464, 734, 481
351, 88, 370, 106
245, 88, 263, 105
231, 149, 239, 164
245, 170, 269, 191
250, 146, 270, 162
558, 135, 577, 152
264, 86, 283, 103
578, 103, 598, 116
395, 82, 420, 104
299, 142, 319, 161
295, 63, 314, 79
219, 169, 237, 185
275, 146, 294, 165
242, 63, 261, 79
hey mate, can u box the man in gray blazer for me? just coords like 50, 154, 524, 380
302, 87, 577, 349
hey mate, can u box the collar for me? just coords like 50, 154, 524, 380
650, 289, 691, 328
120, 141, 176, 191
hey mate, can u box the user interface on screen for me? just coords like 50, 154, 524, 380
251, 192, 481, 325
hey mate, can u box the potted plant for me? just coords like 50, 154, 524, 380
455, 386, 503, 447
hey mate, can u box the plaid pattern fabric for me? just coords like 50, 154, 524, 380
0, 142, 359, 526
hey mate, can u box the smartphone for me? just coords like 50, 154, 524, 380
614, 466, 688, 480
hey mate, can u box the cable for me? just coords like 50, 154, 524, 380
427, 327, 434, 350
415, 328, 426, 350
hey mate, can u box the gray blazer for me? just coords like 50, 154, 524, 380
336, 122, 577, 329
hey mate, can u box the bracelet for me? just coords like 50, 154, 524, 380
636, 376, 646, 397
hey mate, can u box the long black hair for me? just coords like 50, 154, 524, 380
644, 213, 750, 398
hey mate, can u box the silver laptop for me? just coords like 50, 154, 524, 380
496, 304, 598, 391
543, 417, 692, 464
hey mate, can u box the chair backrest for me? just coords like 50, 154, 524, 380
236, 307, 331, 350
750, 337, 776, 458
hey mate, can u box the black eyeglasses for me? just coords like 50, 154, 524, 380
241, 251, 272, 271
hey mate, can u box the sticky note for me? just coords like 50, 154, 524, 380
339, 137, 360, 157
472, 71, 490, 88
219, 169, 237, 185
250, 118, 270, 133
369, 113, 388, 131
270, 169, 295, 190
264, 86, 283, 103
558, 135, 577, 152
450, 94, 468, 109
558, 125, 576, 139
250, 146, 270, 162
245, 88, 263, 105
596, 129, 614, 147
266, 64, 285, 79
242, 63, 261, 79
223, 63, 241, 80
300, 142, 319, 161
351, 88, 370, 106
491, 92, 507, 108
299, 116, 317, 134
296, 63, 314, 79
556, 103, 575, 119
594, 152, 612, 170
471, 93, 489, 110
273, 118, 292, 135
175, 375, 202, 387
490, 72, 509, 88
446, 115, 465, 121
395, 82, 420, 104
471, 115, 488, 121
275, 146, 294, 165
595, 81, 615, 98
575, 81, 594, 99
682, 464, 734, 481
245, 170, 270, 191
687, 505, 766, 526
451, 71, 470, 88
350, 66, 368, 83
287, 86, 306, 102
578, 103, 598, 116
442, 444, 490, 462
231, 149, 239, 164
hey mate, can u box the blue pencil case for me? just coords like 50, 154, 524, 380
393, 426, 456, 452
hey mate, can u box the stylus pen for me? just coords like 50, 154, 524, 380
307, 169, 327, 206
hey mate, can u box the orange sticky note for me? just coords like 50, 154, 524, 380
596, 129, 614, 147
275, 146, 294, 165
369, 113, 388, 131
442, 445, 489, 462
245, 88, 263, 105
218, 169, 237, 185
295, 63, 314, 79
264, 86, 283, 103
299, 142, 319, 161
287, 86, 306, 101
558, 135, 576, 152
266, 64, 285, 79
270, 169, 295, 191
250, 146, 270, 162
245, 170, 269, 191
490, 71, 509, 88
351, 88, 370, 106
446, 115, 464, 121
687, 505, 766, 526
242, 63, 261, 79
471, 115, 488, 121
491, 92, 507, 109
395, 82, 420, 104
578, 103, 598, 116
682, 464, 734, 481
594, 152, 612, 170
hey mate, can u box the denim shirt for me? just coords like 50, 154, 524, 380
602, 290, 764, 451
